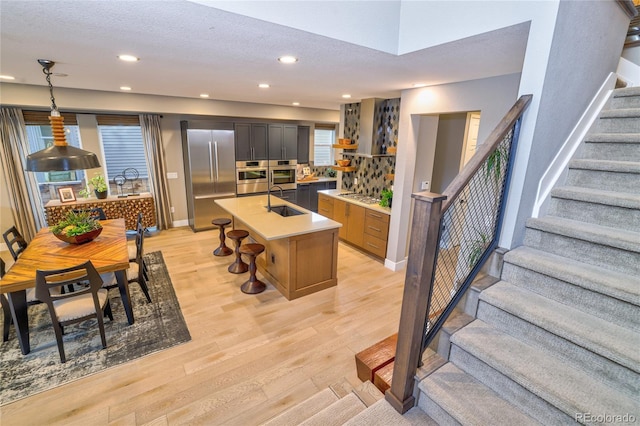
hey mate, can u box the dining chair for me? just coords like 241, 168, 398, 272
128, 213, 148, 281
35, 260, 113, 363
3, 226, 28, 261
1, 258, 10, 341
102, 222, 152, 303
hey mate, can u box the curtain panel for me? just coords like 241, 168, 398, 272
139, 114, 172, 230
0, 108, 46, 240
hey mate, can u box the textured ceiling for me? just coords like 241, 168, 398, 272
0, 0, 529, 111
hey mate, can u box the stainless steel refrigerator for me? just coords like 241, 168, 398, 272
181, 122, 236, 231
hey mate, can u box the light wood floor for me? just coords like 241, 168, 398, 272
0, 226, 407, 425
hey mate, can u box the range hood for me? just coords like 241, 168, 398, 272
353, 98, 389, 157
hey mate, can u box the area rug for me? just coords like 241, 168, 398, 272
0, 251, 191, 406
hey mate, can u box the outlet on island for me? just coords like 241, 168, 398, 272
354, 177, 358, 185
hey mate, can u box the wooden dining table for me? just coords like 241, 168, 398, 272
0, 218, 133, 355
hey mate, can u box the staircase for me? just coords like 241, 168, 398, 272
416, 86, 640, 424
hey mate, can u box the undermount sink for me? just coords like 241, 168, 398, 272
266, 205, 306, 217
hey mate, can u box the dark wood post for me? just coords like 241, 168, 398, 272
385, 191, 446, 413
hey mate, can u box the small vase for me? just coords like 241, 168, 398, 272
95, 190, 108, 199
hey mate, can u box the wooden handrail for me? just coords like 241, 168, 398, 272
442, 95, 532, 213
385, 94, 532, 414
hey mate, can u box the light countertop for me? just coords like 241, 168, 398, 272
318, 189, 392, 215
296, 177, 337, 184
215, 195, 342, 241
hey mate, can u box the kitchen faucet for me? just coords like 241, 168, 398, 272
267, 185, 284, 212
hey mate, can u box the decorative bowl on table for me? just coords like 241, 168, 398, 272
53, 227, 103, 244
336, 159, 351, 167
51, 210, 103, 244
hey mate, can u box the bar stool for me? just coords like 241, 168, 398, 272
227, 230, 249, 273
211, 218, 233, 256
239, 243, 266, 294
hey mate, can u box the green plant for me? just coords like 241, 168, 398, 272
484, 144, 508, 184
51, 210, 102, 237
79, 175, 108, 198
325, 167, 337, 178
467, 230, 489, 267
380, 188, 393, 207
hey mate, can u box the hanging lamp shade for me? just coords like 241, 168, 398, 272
25, 59, 101, 172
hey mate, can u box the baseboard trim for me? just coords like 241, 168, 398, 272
384, 257, 407, 271
172, 219, 189, 228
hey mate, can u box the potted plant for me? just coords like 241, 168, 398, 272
80, 175, 108, 199
380, 188, 393, 208
51, 210, 103, 244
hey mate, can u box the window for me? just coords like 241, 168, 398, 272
313, 128, 335, 166
97, 115, 149, 194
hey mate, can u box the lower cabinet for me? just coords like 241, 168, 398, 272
296, 181, 337, 212
317, 193, 390, 259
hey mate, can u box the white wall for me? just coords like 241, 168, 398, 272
386, 73, 521, 270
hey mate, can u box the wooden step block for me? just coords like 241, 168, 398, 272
373, 361, 394, 394
354, 333, 398, 382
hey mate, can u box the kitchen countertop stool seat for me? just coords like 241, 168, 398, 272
239, 243, 266, 294
211, 218, 233, 256
227, 229, 249, 274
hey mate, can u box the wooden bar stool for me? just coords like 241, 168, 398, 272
239, 243, 266, 294
227, 230, 249, 273
211, 218, 233, 256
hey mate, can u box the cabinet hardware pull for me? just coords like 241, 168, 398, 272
368, 226, 381, 232
369, 213, 382, 218
367, 242, 379, 248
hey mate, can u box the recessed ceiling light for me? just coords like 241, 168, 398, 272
258, 83, 270, 89
200, 93, 210, 98
342, 94, 351, 99
278, 56, 298, 64
292, 102, 300, 106
120, 86, 132, 91
412, 83, 427, 88
118, 55, 139, 62
0, 75, 15, 80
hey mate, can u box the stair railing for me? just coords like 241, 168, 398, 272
386, 94, 532, 414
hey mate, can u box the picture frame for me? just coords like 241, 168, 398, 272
57, 187, 76, 203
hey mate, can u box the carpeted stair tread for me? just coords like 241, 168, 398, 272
478, 281, 640, 374
568, 158, 640, 173
344, 399, 438, 426
298, 393, 366, 426
262, 388, 338, 426
526, 216, 640, 253
418, 363, 541, 426
583, 133, 640, 143
614, 86, 640, 97
599, 108, 640, 118
503, 246, 640, 306
550, 186, 640, 209
450, 320, 639, 419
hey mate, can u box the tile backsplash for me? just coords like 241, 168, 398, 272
341, 156, 395, 198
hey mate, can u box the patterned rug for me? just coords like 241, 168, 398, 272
0, 251, 191, 406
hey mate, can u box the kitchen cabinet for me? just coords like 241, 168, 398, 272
296, 184, 311, 210
363, 209, 390, 258
296, 181, 336, 212
334, 199, 365, 247
297, 126, 310, 164
235, 123, 268, 161
318, 193, 334, 219
269, 124, 298, 160
278, 189, 297, 205
317, 192, 390, 259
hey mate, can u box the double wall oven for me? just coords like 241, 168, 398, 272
236, 159, 297, 195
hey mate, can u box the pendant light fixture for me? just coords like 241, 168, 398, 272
25, 59, 101, 172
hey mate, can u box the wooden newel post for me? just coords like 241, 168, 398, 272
385, 191, 446, 414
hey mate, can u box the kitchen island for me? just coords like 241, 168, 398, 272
216, 195, 342, 300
